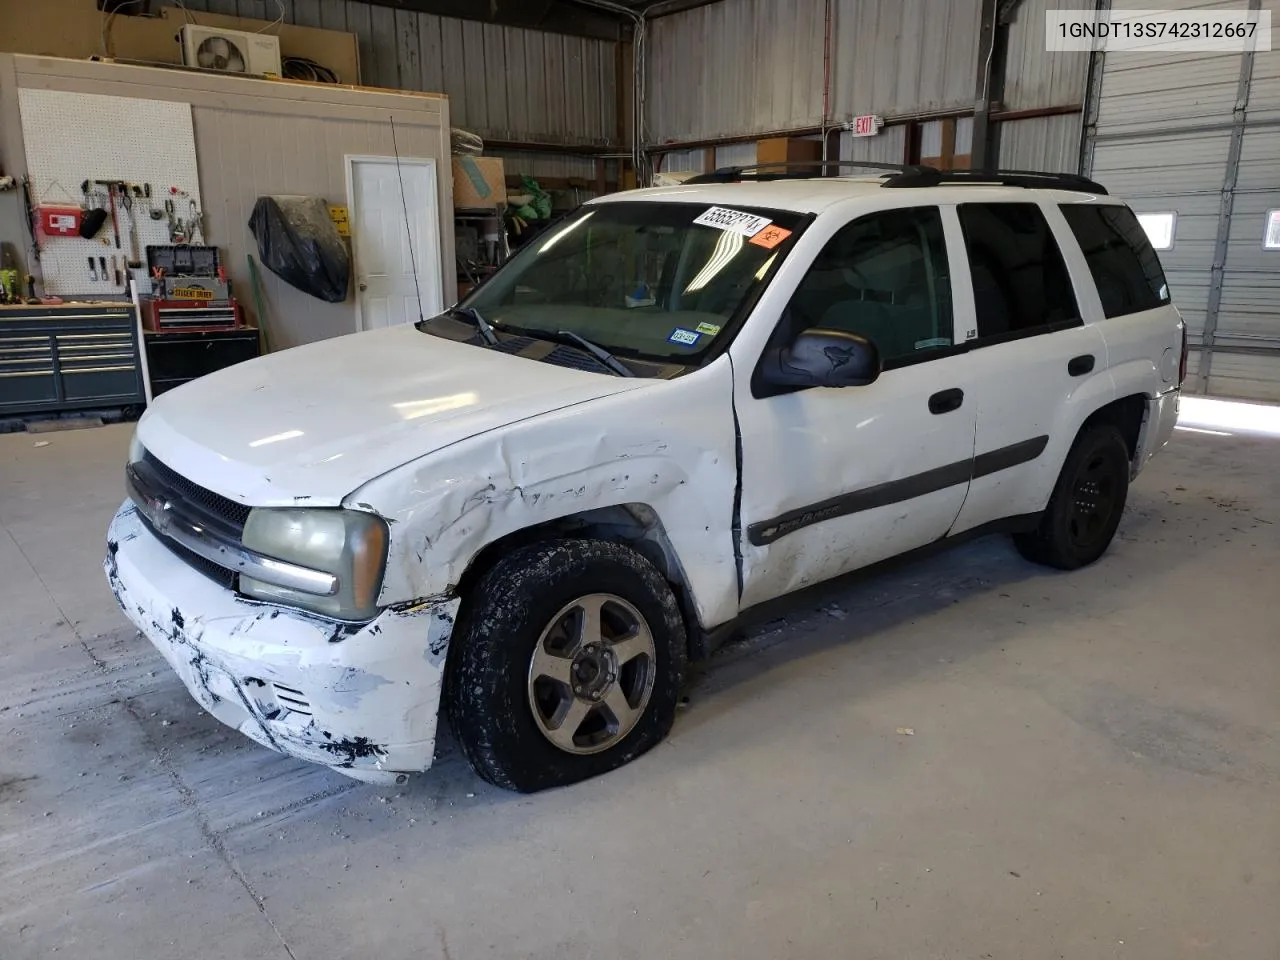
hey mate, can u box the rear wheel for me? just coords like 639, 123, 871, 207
1014, 424, 1131, 570
446, 539, 686, 792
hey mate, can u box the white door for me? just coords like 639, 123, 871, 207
348, 156, 444, 330
735, 205, 978, 609
946, 200, 1108, 535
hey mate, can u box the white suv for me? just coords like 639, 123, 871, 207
106, 165, 1185, 791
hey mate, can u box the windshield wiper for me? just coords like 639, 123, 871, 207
552, 330, 634, 377
448, 305, 499, 346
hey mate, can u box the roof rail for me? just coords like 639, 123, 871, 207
879, 167, 1108, 194
683, 160, 933, 184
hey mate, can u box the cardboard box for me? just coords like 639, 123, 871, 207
452, 157, 507, 210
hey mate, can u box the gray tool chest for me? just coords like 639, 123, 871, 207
0, 303, 145, 416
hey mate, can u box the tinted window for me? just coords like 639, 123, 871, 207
958, 203, 1079, 340
783, 207, 954, 366
1060, 204, 1170, 317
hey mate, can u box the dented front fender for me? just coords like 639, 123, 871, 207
355, 358, 743, 631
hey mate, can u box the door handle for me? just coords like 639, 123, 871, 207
358, 282, 368, 292
928, 388, 964, 415
1068, 354, 1095, 376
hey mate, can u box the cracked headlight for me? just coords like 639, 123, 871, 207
240, 508, 389, 622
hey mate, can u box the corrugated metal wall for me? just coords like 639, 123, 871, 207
841, 125, 907, 164
1085, 3, 1280, 401
646, 0, 825, 142
830, 0, 982, 120
180, 0, 619, 145
999, 114, 1082, 172
647, 0, 980, 144
1003, 0, 1090, 110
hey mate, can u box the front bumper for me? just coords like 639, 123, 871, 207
105, 501, 459, 783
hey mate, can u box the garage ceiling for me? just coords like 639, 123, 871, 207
317, 0, 725, 40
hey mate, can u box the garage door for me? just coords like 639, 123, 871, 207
1083, 3, 1280, 401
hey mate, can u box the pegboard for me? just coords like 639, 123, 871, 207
18, 89, 204, 297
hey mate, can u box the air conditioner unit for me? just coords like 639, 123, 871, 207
181, 25, 282, 77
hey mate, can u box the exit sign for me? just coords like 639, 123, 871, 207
851, 114, 881, 137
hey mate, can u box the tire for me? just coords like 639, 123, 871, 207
446, 538, 686, 792
1014, 424, 1131, 570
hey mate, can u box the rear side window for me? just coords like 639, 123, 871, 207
957, 203, 1079, 340
1060, 204, 1171, 317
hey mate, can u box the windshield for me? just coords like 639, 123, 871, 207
462, 201, 806, 362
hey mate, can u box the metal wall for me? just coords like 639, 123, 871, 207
1003, 0, 1091, 110
647, 0, 980, 144
999, 113, 1082, 172
180, 0, 619, 145
1084, 2, 1280, 401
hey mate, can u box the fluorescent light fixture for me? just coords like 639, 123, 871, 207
1136, 211, 1176, 250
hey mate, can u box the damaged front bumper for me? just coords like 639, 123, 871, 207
105, 502, 459, 784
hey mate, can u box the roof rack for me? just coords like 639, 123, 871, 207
879, 167, 1108, 194
679, 161, 1108, 195
683, 160, 931, 184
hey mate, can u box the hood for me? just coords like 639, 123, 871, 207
137, 324, 646, 506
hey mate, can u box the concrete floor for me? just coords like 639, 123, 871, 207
1, 409, 1277, 960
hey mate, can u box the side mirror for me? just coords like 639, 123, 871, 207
759, 328, 882, 390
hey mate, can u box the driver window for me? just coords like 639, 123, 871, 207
783, 206, 954, 367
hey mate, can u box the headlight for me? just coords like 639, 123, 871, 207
239, 508, 389, 622
128, 433, 144, 464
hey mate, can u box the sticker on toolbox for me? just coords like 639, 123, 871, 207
693, 206, 773, 237
749, 225, 793, 249
667, 327, 701, 346
171, 287, 215, 301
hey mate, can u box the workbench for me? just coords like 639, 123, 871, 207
0, 302, 145, 417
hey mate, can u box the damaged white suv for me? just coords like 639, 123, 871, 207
106, 165, 1185, 791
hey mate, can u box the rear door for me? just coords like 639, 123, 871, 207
948, 200, 1109, 535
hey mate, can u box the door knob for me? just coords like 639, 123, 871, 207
358, 282, 368, 292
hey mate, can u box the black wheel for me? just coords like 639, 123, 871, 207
446, 539, 686, 792
1014, 424, 1131, 570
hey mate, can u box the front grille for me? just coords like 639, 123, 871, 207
142, 451, 251, 532
135, 451, 249, 587
135, 506, 237, 589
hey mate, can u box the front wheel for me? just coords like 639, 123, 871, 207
1014, 424, 1131, 570
446, 539, 686, 792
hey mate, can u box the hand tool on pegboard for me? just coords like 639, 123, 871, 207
96, 181, 122, 249
88, 257, 98, 282
99, 256, 108, 284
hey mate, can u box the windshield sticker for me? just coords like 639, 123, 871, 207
693, 206, 773, 237
667, 327, 701, 346
695, 321, 722, 336
748, 225, 793, 250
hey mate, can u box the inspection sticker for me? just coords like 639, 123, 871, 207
693, 206, 773, 237
668, 327, 701, 346
695, 321, 722, 336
